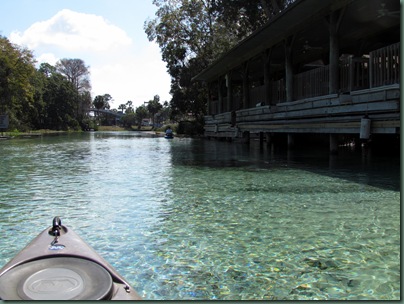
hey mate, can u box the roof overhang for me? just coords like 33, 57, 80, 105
193, 0, 399, 82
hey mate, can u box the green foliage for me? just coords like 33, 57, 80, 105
92, 94, 113, 125
147, 95, 163, 128
41, 72, 78, 130
118, 103, 127, 113
0, 36, 93, 132
120, 112, 137, 128
93, 95, 106, 110
0, 36, 37, 130
135, 105, 149, 129
145, 0, 229, 127
144, 0, 295, 132
144, 0, 250, 130
81, 117, 97, 131
211, 0, 295, 39
125, 100, 134, 114
176, 120, 204, 135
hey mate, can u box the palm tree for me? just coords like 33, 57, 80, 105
118, 104, 127, 113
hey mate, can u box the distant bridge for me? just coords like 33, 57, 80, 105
87, 108, 124, 118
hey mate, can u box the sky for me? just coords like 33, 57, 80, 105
0, 0, 171, 109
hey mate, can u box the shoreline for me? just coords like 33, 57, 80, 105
0, 128, 185, 140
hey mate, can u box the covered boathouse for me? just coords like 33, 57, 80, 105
193, 0, 400, 153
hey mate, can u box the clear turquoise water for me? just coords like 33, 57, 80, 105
0, 132, 400, 300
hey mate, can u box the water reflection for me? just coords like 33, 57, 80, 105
142, 138, 399, 300
170, 139, 399, 191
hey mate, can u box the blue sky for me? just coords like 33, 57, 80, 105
0, 0, 171, 108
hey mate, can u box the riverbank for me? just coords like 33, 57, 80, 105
0, 126, 172, 139
0, 130, 69, 139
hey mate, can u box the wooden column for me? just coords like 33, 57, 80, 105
287, 133, 295, 148
263, 49, 272, 105
259, 132, 264, 145
285, 37, 294, 102
217, 78, 223, 113
226, 72, 232, 112
242, 131, 250, 144
242, 62, 250, 109
265, 132, 272, 146
207, 82, 211, 115
329, 11, 341, 94
329, 134, 338, 155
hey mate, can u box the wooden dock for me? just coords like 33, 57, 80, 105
194, 0, 400, 151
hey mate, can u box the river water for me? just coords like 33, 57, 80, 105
0, 132, 400, 300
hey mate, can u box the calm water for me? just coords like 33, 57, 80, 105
0, 132, 400, 300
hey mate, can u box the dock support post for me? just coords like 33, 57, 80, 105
330, 134, 338, 155
285, 38, 294, 102
287, 133, 294, 148
242, 131, 250, 144
265, 132, 272, 146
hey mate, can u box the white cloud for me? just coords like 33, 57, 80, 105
36, 53, 59, 65
10, 9, 132, 52
9, 9, 171, 108
91, 43, 170, 106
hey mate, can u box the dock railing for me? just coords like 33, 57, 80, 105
207, 42, 399, 115
293, 65, 329, 100
250, 85, 266, 107
370, 42, 400, 88
340, 56, 370, 93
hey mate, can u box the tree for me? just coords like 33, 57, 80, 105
118, 104, 127, 113
0, 36, 37, 130
102, 94, 112, 109
37, 62, 92, 131
77, 91, 92, 126
0, 37, 94, 131
40, 68, 79, 130
120, 112, 136, 128
55, 58, 92, 123
93, 94, 111, 110
210, 0, 295, 39
55, 58, 91, 93
158, 101, 172, 125
145, 0, 296, 127
147, 95, 163, 129
144, 0, 240, 123
125, 100, 134, 114
93, 95, 104, 110
38, 62, 57, 77
92, 94, 113, 125
135, 105, 148, 129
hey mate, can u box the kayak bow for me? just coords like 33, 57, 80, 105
0, 217, 142, 300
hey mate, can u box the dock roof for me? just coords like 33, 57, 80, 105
194, 0, 400, 82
